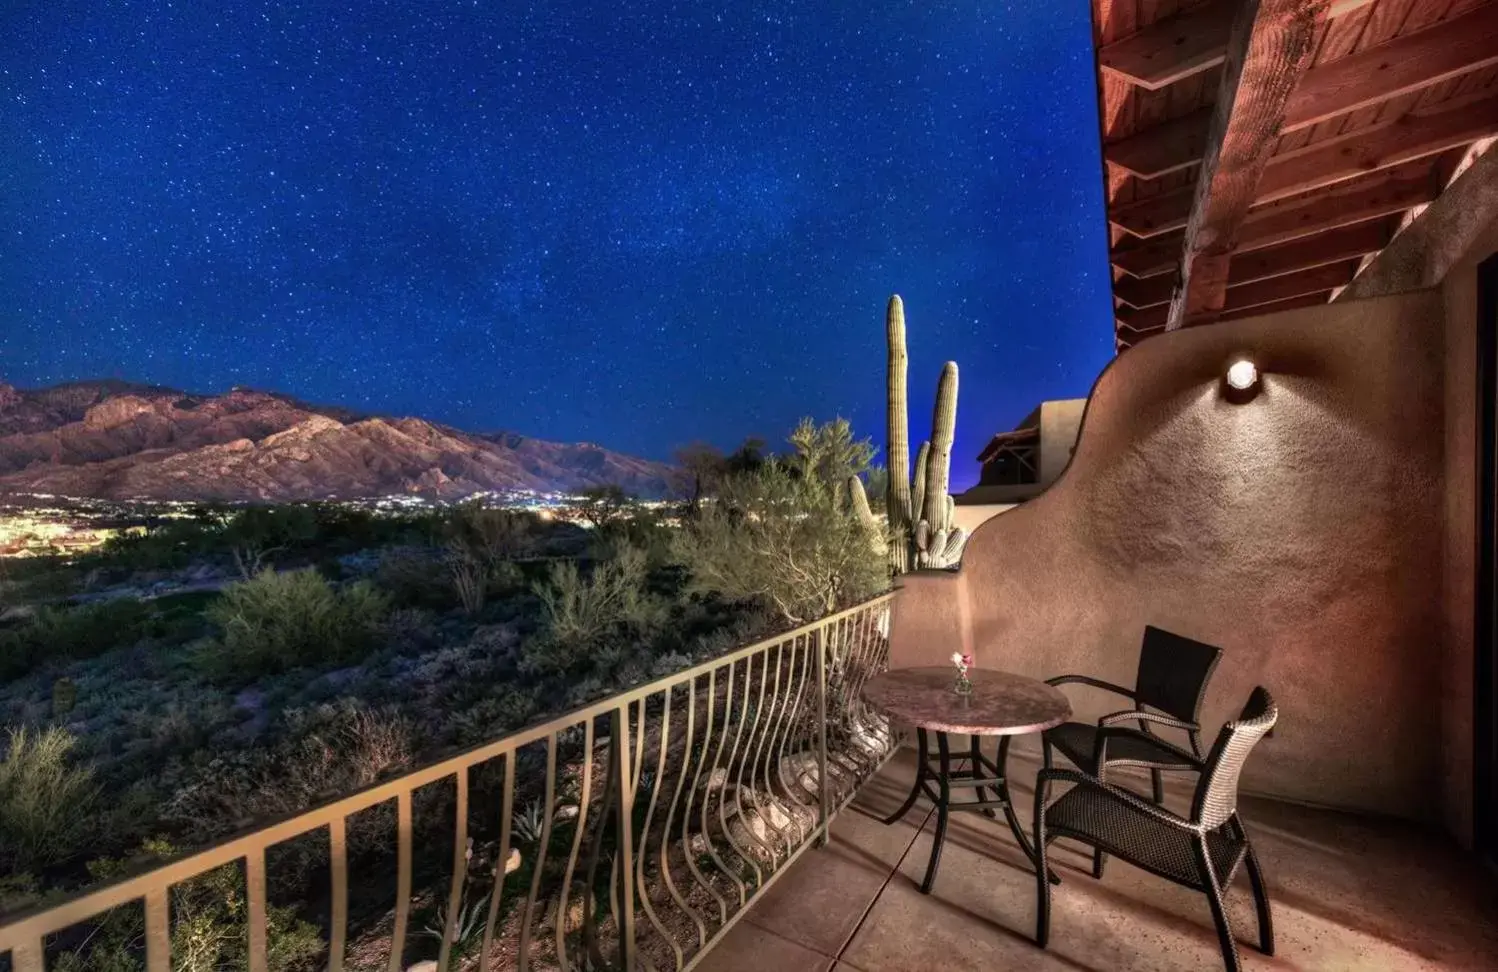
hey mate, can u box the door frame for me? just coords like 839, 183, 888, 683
1476, 251, 1498, 869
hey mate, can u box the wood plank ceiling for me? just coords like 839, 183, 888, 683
1092, 0, 1498, 351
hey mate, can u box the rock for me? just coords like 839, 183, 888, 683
554, 804, 580, 822
406, 962, 439, 972
505, 847, 521, 875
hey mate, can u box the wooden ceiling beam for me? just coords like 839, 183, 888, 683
1233, 164, 1440, 252
1099, 0, 1372, 92
1113, 229, 1187, 278
1224, 217, 1389, 285
1110, 186, 1196, 239
1116, 303, 1170, 333
1255, 93, 1498, 203
1114, 272, 1178, 310
1104, 108, 1216, 180
1221, 259, 1358, 312
1167, 0, 1332, 330
1281, 1, 1498, 133
1099, 0, 1240, 91
1108, 95, 1498, 238
1220, 290, 1333, 320
1113, 217, 1387, 308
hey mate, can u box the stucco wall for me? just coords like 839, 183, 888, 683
1038, 398, 1086, 485
950, 502, 1015, 536
891, 290, 1446, 820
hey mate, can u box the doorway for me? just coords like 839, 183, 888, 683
1476, 251, 1498, 870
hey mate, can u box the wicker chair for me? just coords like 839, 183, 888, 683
1033, 686, 1278, 972
1042, 625, 1223, 878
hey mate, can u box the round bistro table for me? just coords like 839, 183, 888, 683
862, 666, 1072, 894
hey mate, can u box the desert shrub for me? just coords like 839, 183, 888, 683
202, 569, 388, 680
221, 505, 320, 578
0, 726, 99, 874
444, 503, 541, 563
164, 702, 413, 884
521, 546, 667, 676
52, 839, 323, 972
448, 688, 538, 746
672, 457, 887, 625
0, 598, 153, 680
589, 509, 675, 566
441, 504, 539, 615
95, 521, 202, 570
376, 546, 454, 608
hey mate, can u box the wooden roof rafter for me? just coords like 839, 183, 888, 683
1091, 0, 1498, 347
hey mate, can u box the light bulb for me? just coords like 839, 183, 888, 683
1225, 359, 1258, 391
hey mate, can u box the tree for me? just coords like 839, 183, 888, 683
787, 417, 876, 507
671, 459, 887, 625
673, 441, 727, 509
221, 505, 318, 580
578, 484, 632, 530
725, 436, 769, 476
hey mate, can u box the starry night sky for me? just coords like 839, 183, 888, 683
1, 1, 1114, 490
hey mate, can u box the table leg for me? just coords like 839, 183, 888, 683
881, 727, 929, 825
919, 731, 952, 894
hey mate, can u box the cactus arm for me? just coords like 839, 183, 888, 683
921, 362, 958, 532
911, 440, 930, 530
848, 475, 885, 555
940, 527, 967, 565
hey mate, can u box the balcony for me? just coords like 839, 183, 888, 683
697, 744, 1498, 971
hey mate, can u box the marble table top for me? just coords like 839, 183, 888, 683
862, 667, 1073, 736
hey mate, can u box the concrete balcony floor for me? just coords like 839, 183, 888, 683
698, 744, 1498, 971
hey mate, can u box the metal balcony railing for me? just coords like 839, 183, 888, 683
0, 593, 897, 972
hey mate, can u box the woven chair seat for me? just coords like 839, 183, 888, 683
1047, 721, 1200, 772
1045, 784, 1247, 891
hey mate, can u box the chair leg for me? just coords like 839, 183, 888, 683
1151, 768, 1165, 805
1042, 735, 1053, 770
1193, 837, 1243, 972
1091, 760, 1109, 880
1242, 835, 1275, 955
1033, 786, 1051, 947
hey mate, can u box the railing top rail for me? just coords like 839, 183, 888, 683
0, 591, 894, 951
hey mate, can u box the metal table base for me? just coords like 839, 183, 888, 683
883, 727, 1060, 894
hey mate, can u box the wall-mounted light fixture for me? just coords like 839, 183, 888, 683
1224, 358, 1260, 402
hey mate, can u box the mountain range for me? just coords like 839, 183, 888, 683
0, 380, 677, 502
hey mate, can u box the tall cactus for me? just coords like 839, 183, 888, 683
883, 295, 967, 572
885, 296, 912, 574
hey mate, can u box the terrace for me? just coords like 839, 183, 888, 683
5, 0, 1498, 969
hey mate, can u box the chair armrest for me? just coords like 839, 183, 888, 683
1044, 674, 1137, 701
1036, 767, 1198, 833
1099, 709, 1197, 732
1090, 724, 1203, 771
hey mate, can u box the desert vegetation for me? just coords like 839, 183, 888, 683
0, 418, 890, 968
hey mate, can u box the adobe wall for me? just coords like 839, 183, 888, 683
890, 291, 1446, 820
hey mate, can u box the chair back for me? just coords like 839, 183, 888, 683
1135, 625, 1222, 723
1190, 687, 1279, 830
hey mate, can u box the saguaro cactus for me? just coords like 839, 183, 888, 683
883, 295, 967, 571
886, 297, 913, 574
